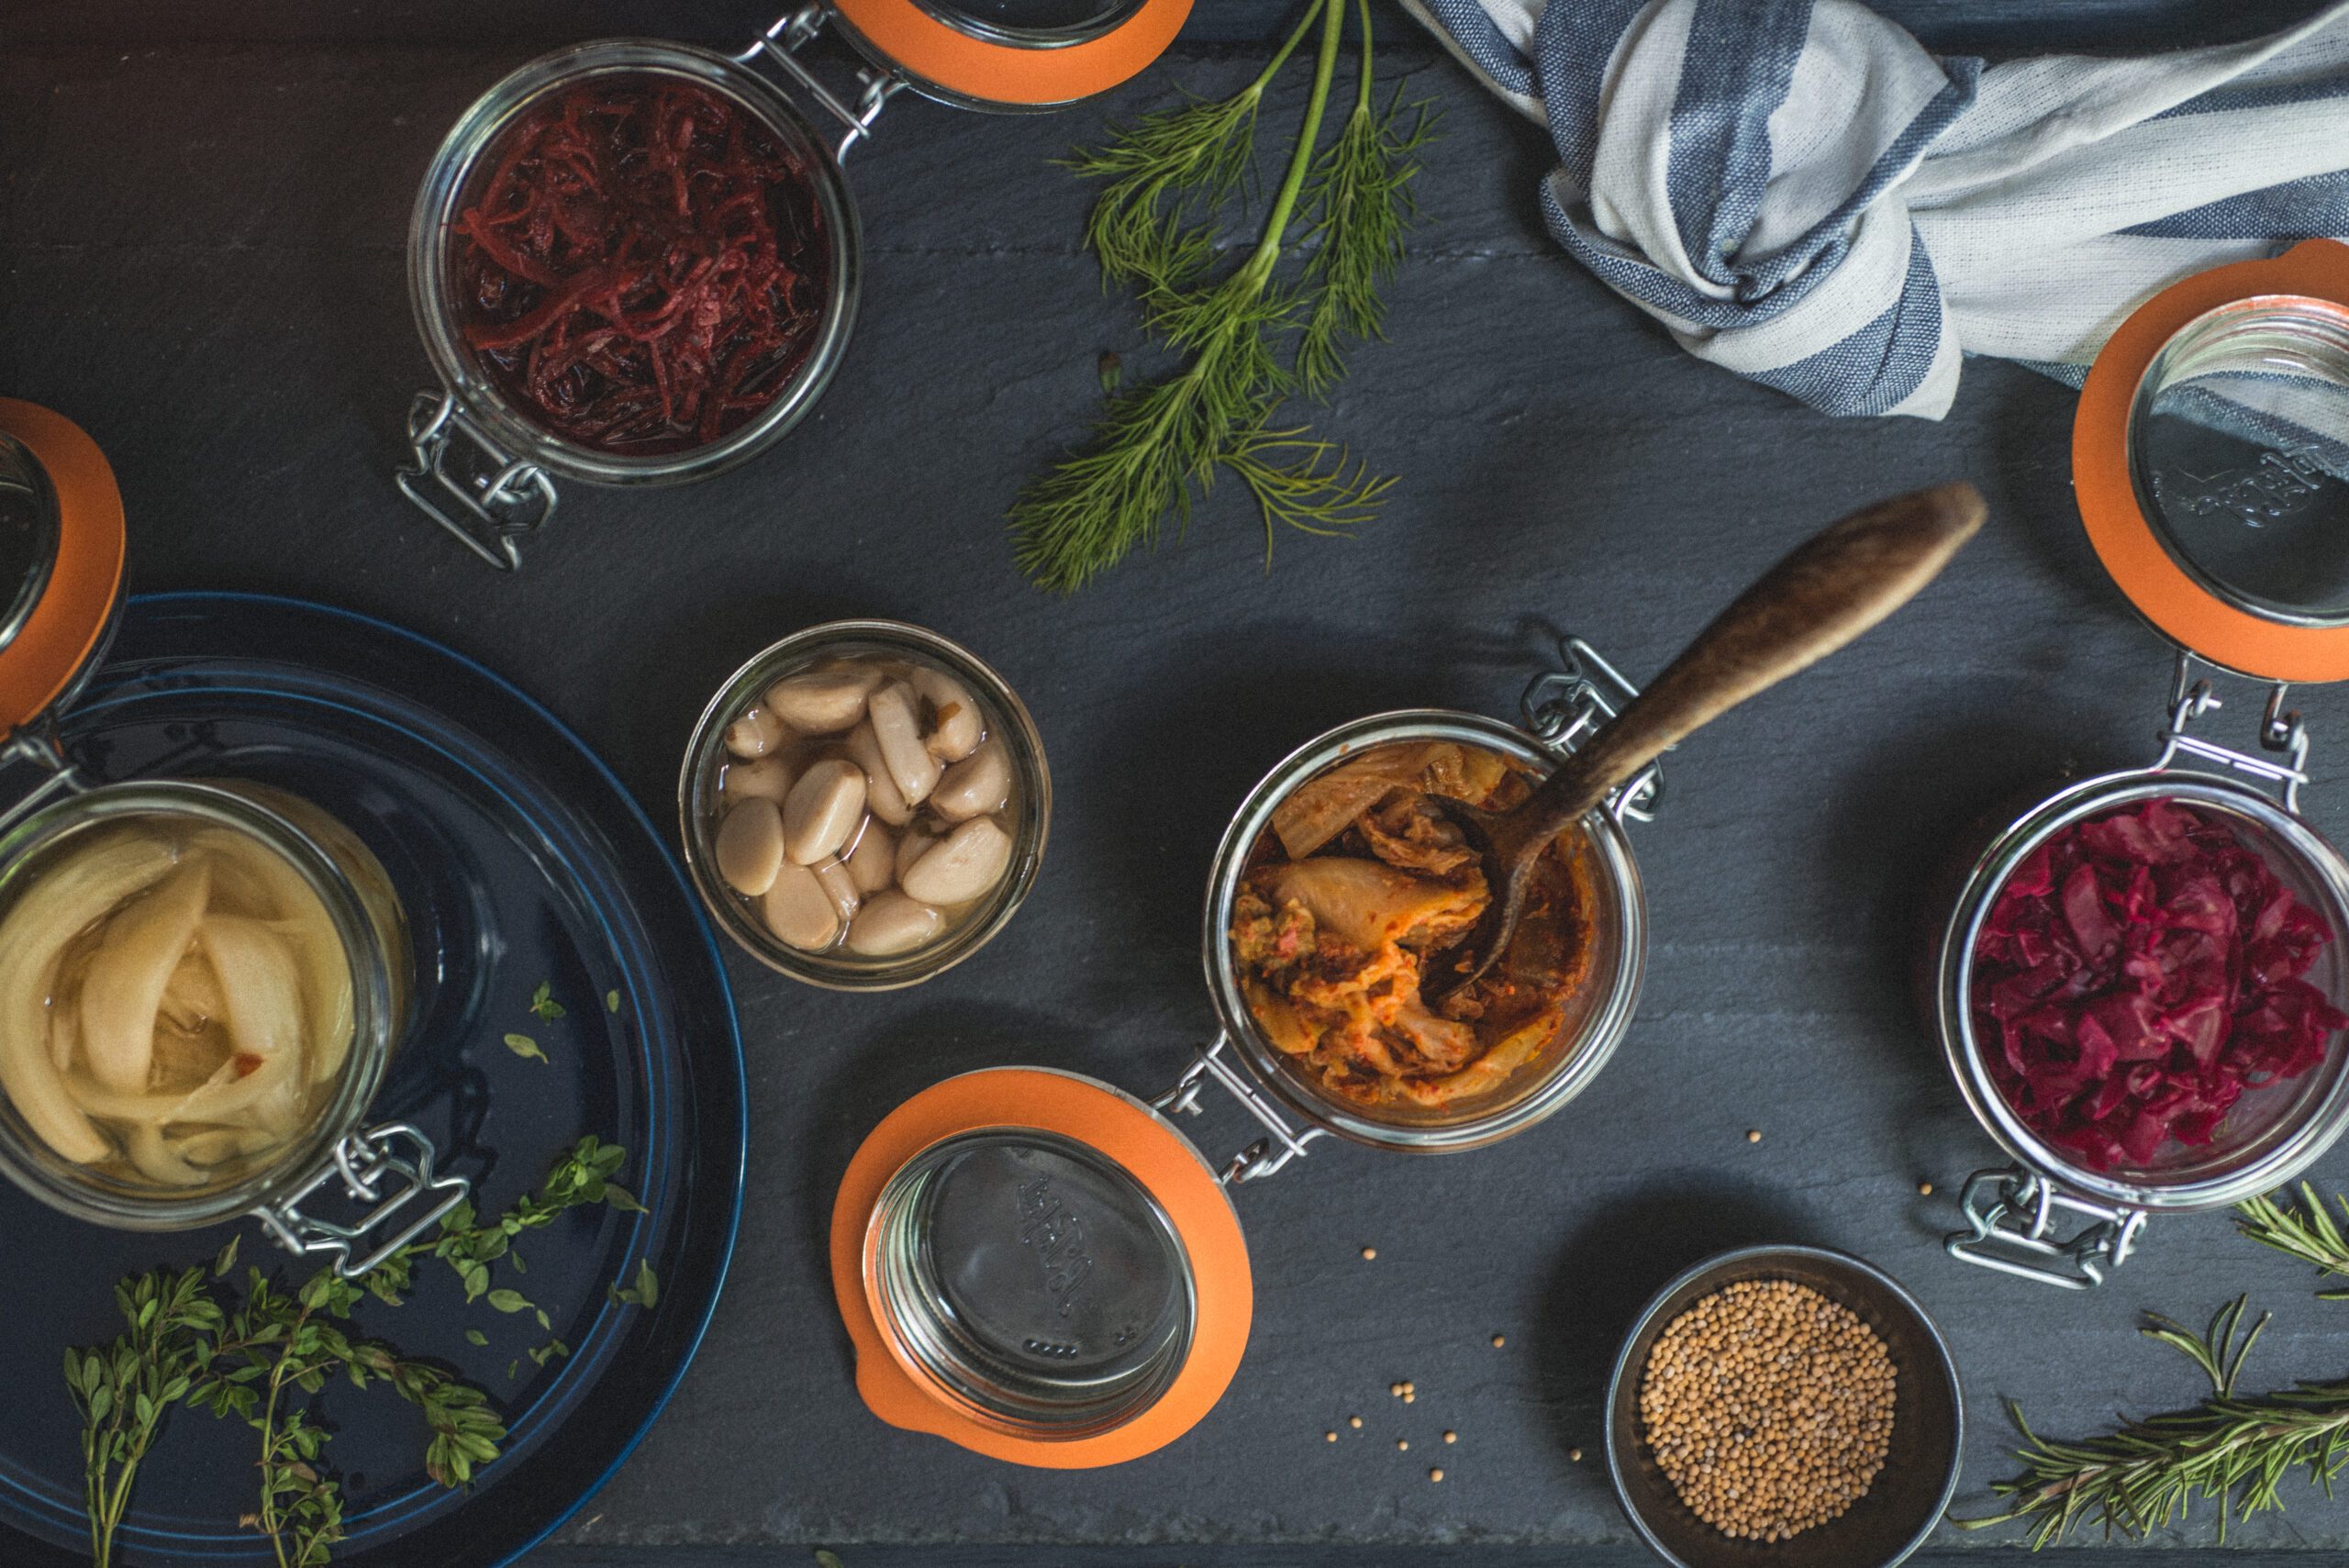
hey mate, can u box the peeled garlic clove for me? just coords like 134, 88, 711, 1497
720, 755, 793, 806
846, 824, 896, 895
81, 862, 212, 1093
783, 758, 867, 865
765, 667, 880, 734
867, 682, 941, 806
814, 857, 863, 925
762, 862, 840, 951
0, 831, 175, 1164
714, 798, 786, 897
846, 893, 943, 956
895, 822, 941, 883
845, 723, 914, 827
913, 668, 983, 762
931, 740, 1010, 824
723, 705, 788, 759
901, 817, 1014, 907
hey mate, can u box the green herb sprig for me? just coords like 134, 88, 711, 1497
1963, 1184, 2349, 1547
71, 1137, 656, 1568
1009, 0, 1433, 592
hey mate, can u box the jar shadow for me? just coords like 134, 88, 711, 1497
1533, 1174, 1825, 1471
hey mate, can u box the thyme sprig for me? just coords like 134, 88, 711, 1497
1011, 0, 1433, 592
70, 1136, 654, 1568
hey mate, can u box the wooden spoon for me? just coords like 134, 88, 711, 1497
1419, 482, 1987, 1006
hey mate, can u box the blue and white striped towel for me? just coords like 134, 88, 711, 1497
1399, 0, 2349, 418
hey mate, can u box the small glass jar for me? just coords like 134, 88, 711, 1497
827, 636, 1667, 1468
678, 619, 1051, 988
1936, 239, 2349, 1287
394, 0, 1187, 569
0, 399, 467, 1275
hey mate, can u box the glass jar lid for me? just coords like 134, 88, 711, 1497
827, 0, 1189, 108
2077, 239, 2349, 681
831, 1067, 1251, 1467
0, 400, 126, 738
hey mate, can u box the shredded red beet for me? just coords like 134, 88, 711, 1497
1973, 797, 2348, 1172
451, 78, 830, 456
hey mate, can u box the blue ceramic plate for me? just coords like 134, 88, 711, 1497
0, 593, 745, 1566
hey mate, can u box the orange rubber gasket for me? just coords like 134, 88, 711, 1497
829, 1067, 1252, 1468
830, 0, 1190, 107
0, 399, 126, 738
2075, 239, 2349, 683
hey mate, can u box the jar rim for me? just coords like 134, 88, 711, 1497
0, 781, 398, 1229
1936, 768, 2349, 1211
405, 39, 863, 487
1202, 709, 1649, 1154
677, 619, 1052, 989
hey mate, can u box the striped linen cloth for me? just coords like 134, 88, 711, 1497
1398, 0, 2349, 418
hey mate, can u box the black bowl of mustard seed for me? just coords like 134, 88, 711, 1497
1604, 1245, 1962, 1568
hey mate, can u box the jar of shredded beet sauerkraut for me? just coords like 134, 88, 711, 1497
394, 0, 1191, 569
820, 635, 1668, 1471
0, 402, 453, 1276
1935, 241, 2349, 1289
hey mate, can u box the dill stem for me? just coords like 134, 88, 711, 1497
1354, 0, 1375, 116
1241, 0, 1347, 284
1252, 0, 1328, 95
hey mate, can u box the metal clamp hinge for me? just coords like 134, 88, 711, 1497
1152, 1033, 1325, 1184
250, 1123, 472, 1279
1521, 636, 1663, 823
739, 6, 907, 162
395, 392, 557, 573
1944, 1167, 2145, 1289
2155, 650, 2310, 813
0, 718, 86, 836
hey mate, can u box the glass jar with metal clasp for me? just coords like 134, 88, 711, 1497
829, 637, 1663, 1464
1935, 240, 2349, 1289
394, 0, 1190, 570
0, 399, 462, 1278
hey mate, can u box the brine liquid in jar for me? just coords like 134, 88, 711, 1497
0, 817, 356, 1192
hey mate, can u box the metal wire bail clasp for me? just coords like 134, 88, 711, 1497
1152, 1033, 1325, 1185
739, 6, 907, 163
2154, 649, 2310, 813
250, 1123, 472, 1279
1945, 1167, 2147, 1289
1521, 636, 1664, 823
395, 392, 558, 572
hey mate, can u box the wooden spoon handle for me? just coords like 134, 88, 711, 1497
1496, 482, 1987, 859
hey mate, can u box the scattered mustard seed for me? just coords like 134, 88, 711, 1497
1918, 1180, 1934, 1196
1361, 1246, 1378, 1261
1404, 1392, 1417, 1404
1349, 1416, 1364, 1429
1443, 1431, 1458, 1445
1397, 1439, 1409, 1451
1401, 1380, 1416, 1395
1490, 1333, 1506, 1349
1389, 1382, 1404, 1397
1745, 1129, 1762, 1143
1569, 1447, 1583, 1462
1326, 1431, 1338, 1442
1430, 1467, 1445, 1483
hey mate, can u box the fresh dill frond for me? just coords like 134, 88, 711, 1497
1067, 0, 1328, 293
1297, 0, 1436, 395
1224, 428, 1393, 565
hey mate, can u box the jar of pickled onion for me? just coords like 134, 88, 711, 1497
0, 401, 458, 1272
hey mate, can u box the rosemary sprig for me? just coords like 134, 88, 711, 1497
71, 1136, 652, 1567
1011, 0, 1433, 592
2238, 1182, 2349, 1295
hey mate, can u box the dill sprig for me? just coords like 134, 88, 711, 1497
69, 1137, 652, 1567
1298, 0, 1435, 395
1011, 0, 1435, 592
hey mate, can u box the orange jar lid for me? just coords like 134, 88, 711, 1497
829, 1067, 1252, 1467
0, 400, 127, 738
829, 0, 1190, 108
2075, 239, 2349, 683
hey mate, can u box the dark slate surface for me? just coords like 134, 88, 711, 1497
6, 5, 2349, 1563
